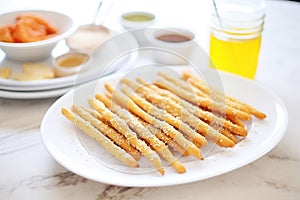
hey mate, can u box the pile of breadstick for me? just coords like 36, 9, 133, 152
61, 70, 267, 175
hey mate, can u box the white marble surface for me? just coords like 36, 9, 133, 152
1, 0, 300, 199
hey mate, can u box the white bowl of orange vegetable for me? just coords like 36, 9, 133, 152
0, 10, 76, 61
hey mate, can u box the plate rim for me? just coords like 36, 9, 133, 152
0, 86, 72, 99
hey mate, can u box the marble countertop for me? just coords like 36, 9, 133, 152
1, 0, 300, 199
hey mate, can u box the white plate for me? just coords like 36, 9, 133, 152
0, 86, 72, 99
0, 31, 139, 91
41, 66, 288, 187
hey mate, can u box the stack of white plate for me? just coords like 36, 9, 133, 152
0, 31, 139, 99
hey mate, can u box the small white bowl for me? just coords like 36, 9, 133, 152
0, 10, 76, 62
66, 25, 111, 54
53, 52, 92, 77
145, 27, 195, 65
121, 11, 156, 46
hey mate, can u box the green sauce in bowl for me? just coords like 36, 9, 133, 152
123, 13, 154, 22
122, 12, 155, 22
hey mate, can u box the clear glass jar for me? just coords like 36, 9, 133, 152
209, 0, 265, 79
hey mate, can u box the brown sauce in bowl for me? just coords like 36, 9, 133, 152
156, 34, 192, 43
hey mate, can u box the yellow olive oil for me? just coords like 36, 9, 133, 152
209, 33, 262, 79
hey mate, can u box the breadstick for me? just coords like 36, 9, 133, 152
182, 71, 267, 119
182, 71, 209, 93
137, 78, 248, 137
122, 79, 235, 147
104, 84, 203, 159
155, 78, 251, 121
72, 105, 141, 160
139, 119, 189, 157
61, 108, 139, 168
218, 127, 237, 144
88, 98, 165, 175
120, 84, 208, 148
228, 96, 267, 119
96, 93, 186, 173
227, 115, 245, 128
